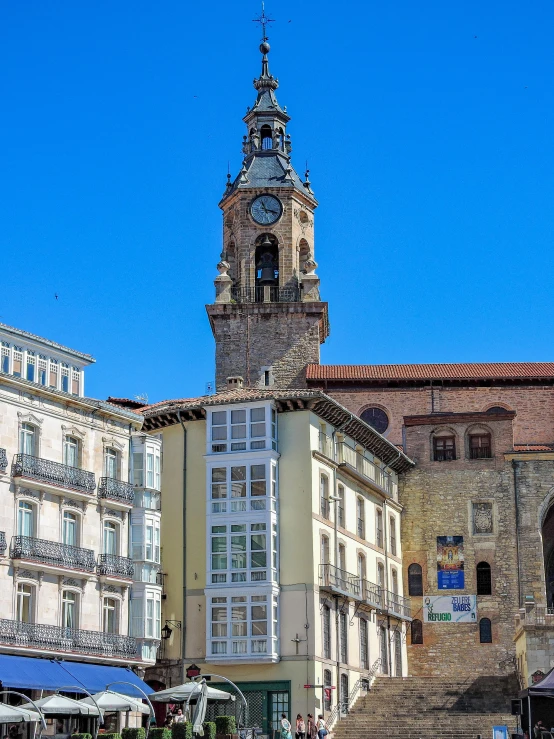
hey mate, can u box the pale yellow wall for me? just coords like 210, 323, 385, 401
159, 419, 206, 663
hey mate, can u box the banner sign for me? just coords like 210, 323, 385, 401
423, 595, 477, 623
437, 536, 465, 589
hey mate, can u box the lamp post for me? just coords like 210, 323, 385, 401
0, 690, 47, 733
105, 681, 155, 739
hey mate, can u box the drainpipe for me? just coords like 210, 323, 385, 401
382, 501, 392, 676
512, 460, 523, 607
177, 411, 188, 672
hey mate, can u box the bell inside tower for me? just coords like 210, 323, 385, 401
255, 233, 279, 300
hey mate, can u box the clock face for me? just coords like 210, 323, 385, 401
250, 194, 282, 225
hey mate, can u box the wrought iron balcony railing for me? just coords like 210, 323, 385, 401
385, 590, 411, 619
12, 454, 96, 494
0, 532, 6, 556
97, 553, 134, 579
231, 285, 301, 303
98, 477, 135, 505
0, 618, 137, 659
11, 536, 95, 572
361, 579, 385, 610
319, 563, 361, 599
0, 448, 7, 473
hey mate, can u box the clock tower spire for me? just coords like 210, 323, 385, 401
206, 30, 329, 391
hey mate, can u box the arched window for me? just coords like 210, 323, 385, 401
479, 617, 492, 643
486, 406, 509, 414
16, 583, 34, 623
323, 669, 332, 709
411, 619, 423, 644
320, 475, 330, 519
433, 432, 456, 461
19, 423, 36, 456
340, 674, 349, 713
63, 435, 79, 468
321, 535, 330, 566
356, 497, 365, 539
322, 606, 331, 659
360, 407, 389, 434
476, 562, 492, 595
260, 125, 273, 150
103, 597, 118, 633
469, 432, 492, 459
408, 563, 423, 596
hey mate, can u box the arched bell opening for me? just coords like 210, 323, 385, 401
260, 125, 273, 150
255, 233, 279, 301
542, 504, 554, 607
299, 238, 311, 274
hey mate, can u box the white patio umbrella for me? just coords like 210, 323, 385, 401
0, 703, 42, 723
149, 684, 232, 702
21, 694, 100, 716
79, 691, 150, 715
191, 681, 209, 736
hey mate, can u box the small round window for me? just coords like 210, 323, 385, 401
360, 407, 389, 434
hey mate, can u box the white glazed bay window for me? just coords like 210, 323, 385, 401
131, 439, 161, 491
208, 590, 279, 661
208, 405, 277, 454
131, 515, 160, 563
210, 460, 277, 514
130, 589, 161, 639
210, 521, 277, 584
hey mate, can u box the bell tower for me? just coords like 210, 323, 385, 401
206, 33, 329, 391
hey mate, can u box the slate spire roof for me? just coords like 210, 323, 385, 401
221, 39, 316, 204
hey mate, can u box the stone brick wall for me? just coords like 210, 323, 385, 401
401, 416, 520, 677
322, 384, 554, 446
207, 302, 327, 390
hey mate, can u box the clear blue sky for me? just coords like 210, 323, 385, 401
2, 1, 553, 404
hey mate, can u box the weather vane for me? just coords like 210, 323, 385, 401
253, 2, 274, 42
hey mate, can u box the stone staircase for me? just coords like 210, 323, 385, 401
332, 675, 519, 739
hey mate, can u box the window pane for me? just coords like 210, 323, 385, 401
231, 467, 246, 497
211, 536, 227, 553
212, 411, 226, 425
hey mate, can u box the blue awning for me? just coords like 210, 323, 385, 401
57, 662, 151, 698
0, 655, 151, 698
0, 655, 68, 690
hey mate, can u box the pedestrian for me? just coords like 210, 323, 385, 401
281, 714, 292, 739
316, 715, 328, 739
164, 716, 174, 729
306, 714, 317, 739
296, 714, 306, 739
174, 708, 186, 724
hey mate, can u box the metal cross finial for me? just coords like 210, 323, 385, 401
253, 1, 274, 42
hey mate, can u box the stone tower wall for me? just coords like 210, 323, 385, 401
207, 302, 325, 390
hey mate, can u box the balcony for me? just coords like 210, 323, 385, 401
361, 579, 385, 610
0, 618, 138, 661
385, 590, 411, 620
231, 285, 301, 303
97, 553, 134, 580
10, 536, 95, 574
338, 443, 393, 495
12, 454, 95, 498
0, 448, 7, 473
319, 563, 361, 599
98, 477, 135, 509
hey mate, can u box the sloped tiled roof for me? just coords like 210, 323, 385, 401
306, 363, 554, 382
139, 388, 414, 473
225, 153, 315, 203
513, 444, 554, 452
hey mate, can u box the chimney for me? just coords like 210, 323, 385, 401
227, 376, 244, 390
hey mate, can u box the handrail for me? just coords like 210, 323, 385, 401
326, 659, 383, 729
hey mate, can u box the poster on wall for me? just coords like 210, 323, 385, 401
423, 595, 477, 623
437, 536, 465, 589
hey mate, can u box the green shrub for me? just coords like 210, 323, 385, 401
100, 734, 122, 739
122, 729, 146, 739
71, 734, 92, 739
215, 717, 236, 736
203, 722, 216, 739
150, 729, 171, 739
172, 722, 193, 739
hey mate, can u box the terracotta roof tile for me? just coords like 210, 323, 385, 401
513, 444, 554, 452
306, 363, 554, 382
